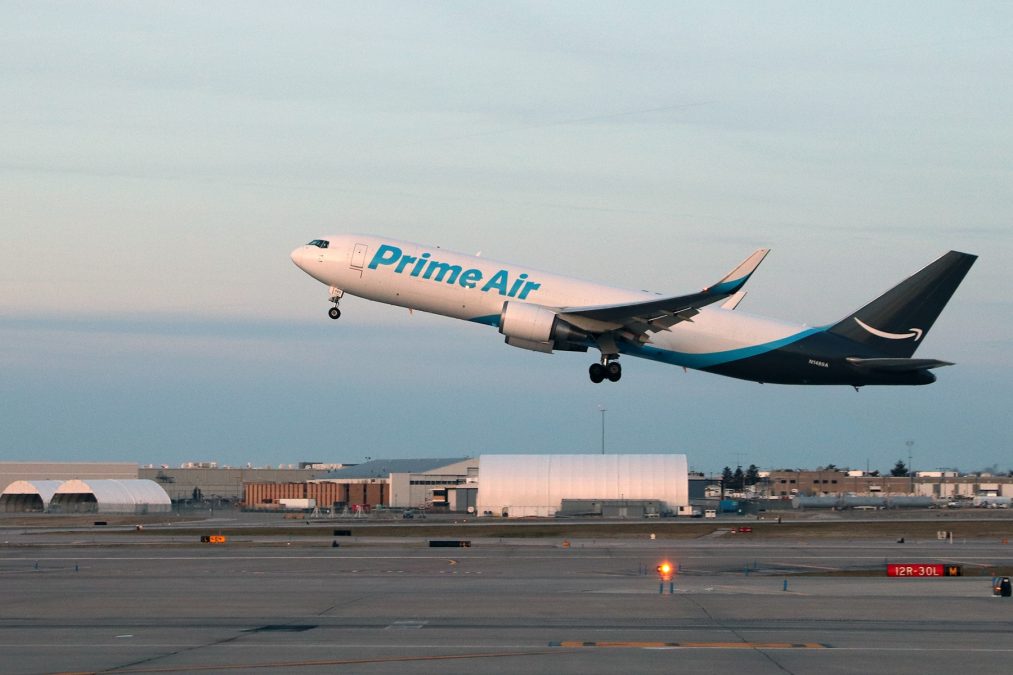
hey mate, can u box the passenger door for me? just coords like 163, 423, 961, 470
350, 242, 369, 277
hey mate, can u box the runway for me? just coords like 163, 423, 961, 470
2, 535, 1012, 674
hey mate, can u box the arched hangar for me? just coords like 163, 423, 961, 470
0, 480, 64, 512
477, 454, 689, 518
49, 479, 171, 514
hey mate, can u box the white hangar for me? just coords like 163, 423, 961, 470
2, 478, 172, 514
0, 480, 65, 512
476, 454, 689, 518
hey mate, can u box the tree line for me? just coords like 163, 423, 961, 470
720, 464, 760, 491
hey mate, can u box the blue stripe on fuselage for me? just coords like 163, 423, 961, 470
470, 309, 823, 370
469, 314, 502, 328
620, 328, 825, 369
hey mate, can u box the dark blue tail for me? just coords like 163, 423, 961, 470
827, 251, 977, 358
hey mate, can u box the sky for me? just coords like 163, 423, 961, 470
2, 1, 1011, 475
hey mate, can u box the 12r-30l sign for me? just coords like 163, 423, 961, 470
887, 564, 962, 577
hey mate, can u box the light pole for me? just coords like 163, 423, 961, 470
906, 440, 914, 494
598, 405, 606, 455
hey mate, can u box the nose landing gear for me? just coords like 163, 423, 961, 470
328, 287, 344, 320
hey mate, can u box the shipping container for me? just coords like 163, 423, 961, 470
719, 499, 739, 513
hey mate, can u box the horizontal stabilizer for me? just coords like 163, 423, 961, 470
846, 357, 954, 372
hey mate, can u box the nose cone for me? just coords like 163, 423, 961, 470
290, 246, 307, 269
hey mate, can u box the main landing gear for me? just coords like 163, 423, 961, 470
589, 358, 621, 384
328, 287, 344, 320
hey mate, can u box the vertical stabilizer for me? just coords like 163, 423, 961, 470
827, 251, 976, 358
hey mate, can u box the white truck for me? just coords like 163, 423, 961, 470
278, 498, 316, 510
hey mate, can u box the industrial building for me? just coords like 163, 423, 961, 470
7, 458, 1009, 518
242, 458, 476, 511
763, 470, 1013, 499
244, 480, 386, 510
477, 454, 689, 518
0, 462, 137, 491
241, 455, 689, 517
0, 479, 171, 514
140, 466, 337, 503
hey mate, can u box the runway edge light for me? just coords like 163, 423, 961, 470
657, 561, 674, 581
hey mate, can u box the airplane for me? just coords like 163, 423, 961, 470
290, 235, 976, 387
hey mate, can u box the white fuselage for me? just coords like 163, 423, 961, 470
290, 234, 806, 368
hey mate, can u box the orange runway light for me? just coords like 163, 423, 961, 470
656, 562, 673, 579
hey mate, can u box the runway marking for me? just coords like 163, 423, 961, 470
386, 620, 427, 630
20, 644, 1013, 652
550, 641, 830, 649
47, 648, 564, 673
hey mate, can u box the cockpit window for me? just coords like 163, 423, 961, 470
307, 239, 329, 249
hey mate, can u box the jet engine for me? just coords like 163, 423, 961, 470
498, 301, 588, 353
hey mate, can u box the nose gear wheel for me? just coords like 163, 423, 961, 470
327, 287, 344, 320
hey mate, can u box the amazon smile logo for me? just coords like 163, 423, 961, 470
854, 317, 923, 341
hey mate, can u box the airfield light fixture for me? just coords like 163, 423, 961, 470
656, 561, 673, 580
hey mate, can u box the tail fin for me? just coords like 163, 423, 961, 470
827, 251, 977, 358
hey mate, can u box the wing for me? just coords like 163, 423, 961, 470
557, 248, 770, 339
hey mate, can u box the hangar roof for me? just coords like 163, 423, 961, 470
55, 479, 171, 506
322, 458, 472, 479
0, 480, 65, 510
1, 480, 64, 502
3, 479, 171, 514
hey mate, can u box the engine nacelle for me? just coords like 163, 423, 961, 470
499, 302, 588, 352
499, 302, 557, 343
504, 336, 554, 353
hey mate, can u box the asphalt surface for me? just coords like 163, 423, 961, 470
2, 527, 1012, 674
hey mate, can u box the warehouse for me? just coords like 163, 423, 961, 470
477, 454, 689, 518
140, 465, 338, 503
243, 480, 382, 511
49, 479, 172, 514
242, 458, 476, 511
0, 462, 137, 491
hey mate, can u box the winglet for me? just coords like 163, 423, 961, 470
559, 248, 769, 327
705, 248, 770, 295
